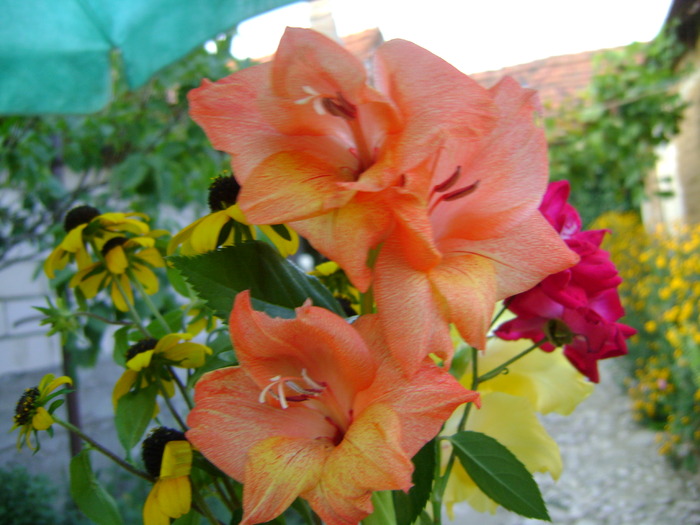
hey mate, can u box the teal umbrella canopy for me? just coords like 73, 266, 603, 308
0, 0, 297, 115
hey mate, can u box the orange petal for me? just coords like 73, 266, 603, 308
374, 39, 496, 173
239, 151, 354, 225
289, 192, 394, 292
431, 253, 499, 351
354, 314, 480, 457
240, 436, 330, 525
186, 367, 338, 482
439, 211, 578, 300
304, 404, 411, 525
373, 240, 454, 373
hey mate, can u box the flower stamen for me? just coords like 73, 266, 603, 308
258, 369, 325, 409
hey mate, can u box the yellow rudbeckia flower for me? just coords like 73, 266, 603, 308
112, 334, 212, 407
11, 374, 72, 450
168, 174, 299, 257
141, 428, 192, 525
44, 205, 151, 279
443, 338, 594, 515
69, 232, 166, 311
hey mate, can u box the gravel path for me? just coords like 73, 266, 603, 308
449, 361, 700, 525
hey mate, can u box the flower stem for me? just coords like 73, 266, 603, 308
489, 302, 509, 329
191, 483, 223, 525
169, 366, 194, 409
155, 374, 188, 431
128, 268, 171, 334
113, 276, 150, 338
477, 337, 547, 383
432, 346, 480, 520
213, 479, 236, 513
53, 416, 153, 482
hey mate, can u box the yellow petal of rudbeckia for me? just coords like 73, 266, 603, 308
162, 342, 212, 368
156, 477, 191, 519
105, 245, 129, 274
127, 350, 155, 371
69, 263, 102, 297
113, 369, 138, 408
144, 483, 172, 525
160, 441, 193, 479
258, 224, 300, 257
131, 263, 159, 295
444, 392, 562, 516
156, 333, 191, 353
167, 218, 205, 255
190, 211, 231, 253
40, 374, 72, 396
32, 407, 54, 430
111, 274, 133, 312
136, 247, 165, 268
476, 338, 594, 415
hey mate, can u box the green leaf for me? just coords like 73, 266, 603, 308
113, 326, 131, 366
115, 384, 158, 453
146, 308, 184, 338
364, 491, 396, 525
173, 509, 201, 525
70, 450, 124, 525
449, 431, 550, 521
170, 242, 344, 320
393, 439, 436, 525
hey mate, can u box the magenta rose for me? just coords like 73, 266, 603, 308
495, 180, 635, 382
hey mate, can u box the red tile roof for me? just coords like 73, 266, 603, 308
470, 48, 619, 114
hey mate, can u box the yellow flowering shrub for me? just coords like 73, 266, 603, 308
594, 212, 700, 468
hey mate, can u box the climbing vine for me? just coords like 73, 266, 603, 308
546, 27, 688, 225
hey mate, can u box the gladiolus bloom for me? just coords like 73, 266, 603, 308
373, 78, 579, 370
495, 181, 635, 382
187, 291, 477, 525
189, 27, 495, 291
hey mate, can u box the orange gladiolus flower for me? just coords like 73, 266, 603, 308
186, 291, 477, 525
189, 27, 494, 291
373, 77, 579, 371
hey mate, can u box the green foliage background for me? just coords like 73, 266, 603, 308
546, 28, 687, 225
0, 38, 236, 271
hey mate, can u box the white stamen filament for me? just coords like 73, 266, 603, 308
258, 368, 325, 409
295, 86, 327, 115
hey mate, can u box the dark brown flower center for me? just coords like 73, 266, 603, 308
126, 338, 159, 361
14, 387, 39, 425
64, 205, 101, 232
101, 236, 128, 256
142, 427, 186, 478
208, 175, 241, 212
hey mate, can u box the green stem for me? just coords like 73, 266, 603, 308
169, 366, 194, 409
128, 268, 171, 334
113, 276, 150, 338
489, 302, 509, 329
53, 417, 153, 482
191, 483, 222, 525
432, 346, 480, 520
155, 374, 187, 431
213, 479, 236, 513
477, 337, 547, 383
221, 477, 241, 508
74, 311, 132, 326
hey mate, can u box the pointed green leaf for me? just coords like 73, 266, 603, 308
70, 450, 124, 525
449, 430, 550, 520
393, 439, 436, 525
169, 242, 344, 320
115, 384, 158, 453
